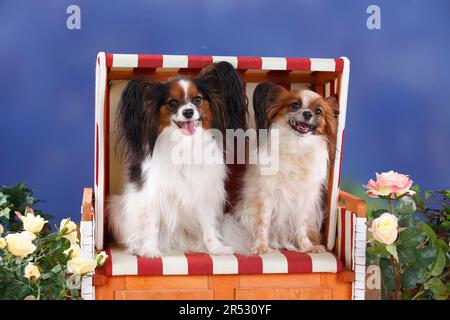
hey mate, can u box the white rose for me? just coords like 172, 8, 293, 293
60, 218, 77, 234
24, 263, 41, 281
0, 237, 6, 249
5, 232, 37, 257
21, 212, 47, 233
0, 224, 3, 235
64, 243, 81, 258
95, 251, 108, 266
67, 256, 96, 275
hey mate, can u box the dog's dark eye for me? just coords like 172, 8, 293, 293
192, 96, 202, 105
291, 102, 300, 110
168, 99, 179, 109
315, 108, 322, 116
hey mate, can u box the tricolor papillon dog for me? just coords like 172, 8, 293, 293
223, 82, 338, 254
108, 62, 247, 258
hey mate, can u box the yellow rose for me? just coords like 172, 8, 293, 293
95, 251, 108, 266
21, 212, 47, 233
370, 213, 399, 245
5, 232, 37, 257
60, 218, 77, 234
0, 237, 6, 249
67, 256, 96, 275
20, 231, 37, 241
24, 263, 41, 281
64, 243, 81, 258
64, 231, 79, 244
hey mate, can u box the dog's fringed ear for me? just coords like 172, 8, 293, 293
325, 95, 340, 118
195, 61, 248, 132
253, 82, 286, 130
116, 78, 166, 164
324, 95, 339, 161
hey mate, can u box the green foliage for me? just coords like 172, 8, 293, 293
0, 224, 80, 300
0, 183, 53, 232
0, 183, 107, 300
366, 183, 449, 300
413, 186, 450, 240
396, 197, 417, 215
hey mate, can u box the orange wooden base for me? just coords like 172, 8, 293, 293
94, 271, 353, 300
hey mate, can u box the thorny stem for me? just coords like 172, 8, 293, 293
411, 285, 425, 300
388, 199, 395, 215
390, 256, 403, 300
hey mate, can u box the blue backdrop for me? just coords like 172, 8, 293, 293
1, 0, 449, 221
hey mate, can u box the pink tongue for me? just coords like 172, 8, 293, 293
299, 123, 310, 133
180, 121, 196, 136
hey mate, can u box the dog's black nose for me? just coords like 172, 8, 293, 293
303, 110, 313, 120
182, 108, 194, 119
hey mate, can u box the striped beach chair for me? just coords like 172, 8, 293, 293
80, 53, 367, 300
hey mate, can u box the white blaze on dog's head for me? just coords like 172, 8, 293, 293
298, 89, 321, 107
161, 78, 207, 136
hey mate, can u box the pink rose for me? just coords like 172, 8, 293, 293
364, 171, 416, 199
370, 213, 399, 245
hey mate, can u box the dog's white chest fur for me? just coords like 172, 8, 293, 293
108, 127, 229, 257
227, 124, 329, 253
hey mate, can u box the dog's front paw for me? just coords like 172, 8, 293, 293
282, 242, 298, 252
252, 244, 272, 255
297, 237, 314, 253
310, 245, 326, 253
207, 244, 235, 255
131, 246, 162, 258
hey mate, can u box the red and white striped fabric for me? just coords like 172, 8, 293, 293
336, 207, 367, 300
104, 244, 343, 276
104, 54, 345, 72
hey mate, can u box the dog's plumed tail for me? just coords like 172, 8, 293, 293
220, 213, 253, 254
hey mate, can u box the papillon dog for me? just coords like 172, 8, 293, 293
223, 82, 338, 254
108, 62, 247, 258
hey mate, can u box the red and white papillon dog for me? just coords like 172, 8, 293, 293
223, 82, 338, 254
108, 62, 247, 258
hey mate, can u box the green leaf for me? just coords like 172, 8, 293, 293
379, 258, 395, 292
441, 221, 450, 230
396, 197, 417, 215
397, 244, 416, 267
50, 264, 62, 274
430, 248, 446, 276
436, 239, 449, 253
0, 207, 11, 219
425, 277, 447, 298
420, 222, 438, 246
415, 246, 437, 269
386, 244, 399, 262
402, 265, 426, 288
371, 209, 388, 219
402, 291, 412, 300
398, 215, 418, 228
0, 183, 36, 211
70, 289, 80, 298
0, 192, 9, 206
398, 227, 424, 244
367, 245, 390, 257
